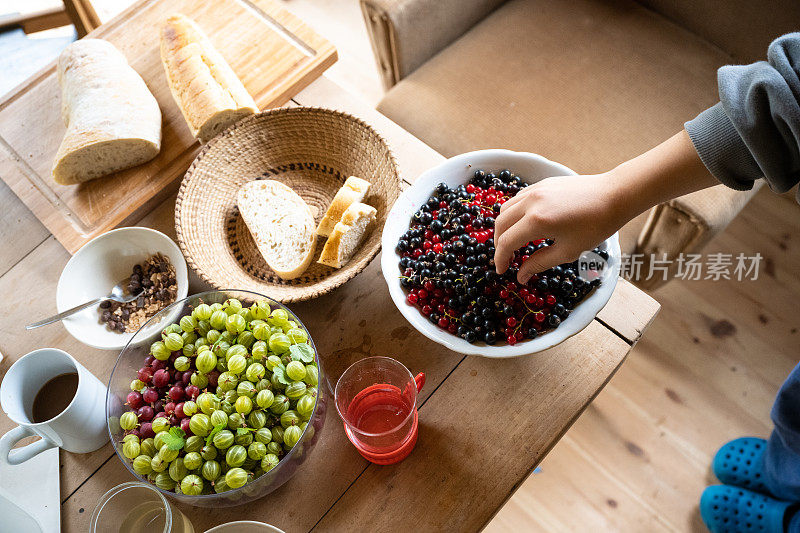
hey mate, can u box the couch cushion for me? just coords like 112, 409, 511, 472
377, 0, 732, 175
638, 0, 800, 63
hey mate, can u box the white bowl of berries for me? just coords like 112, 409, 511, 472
381, 149, 620, 358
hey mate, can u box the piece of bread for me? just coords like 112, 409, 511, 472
161, 14, 258, 143
316, 176, 371, 237
237, 180, 316, 280
318, 203, 377, 268
52, 39, 162, 185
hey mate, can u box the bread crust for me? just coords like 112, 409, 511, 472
316, 176, 371, 237
318, 202, 377, 268
52, 39, 162, 185
160, 13, 258, 143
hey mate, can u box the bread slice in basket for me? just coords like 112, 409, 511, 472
318, 203, 377, 268
237, 180, 316, 280
316, 176, 371, 237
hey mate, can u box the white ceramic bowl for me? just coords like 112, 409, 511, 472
56, 227, 189, 350
381, 149, 620, 358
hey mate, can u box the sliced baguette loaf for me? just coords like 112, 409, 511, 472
316, 176, 371, 237
237, 180, 316, 280
53, 39, 162, 185
161, 14, 258, 143
318, 203, 377, 268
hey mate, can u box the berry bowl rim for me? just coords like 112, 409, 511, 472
380, 149, 621, 358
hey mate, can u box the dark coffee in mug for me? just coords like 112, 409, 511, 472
31, 372, 79, 423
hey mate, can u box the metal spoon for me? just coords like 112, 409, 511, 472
25, 279, 140, 330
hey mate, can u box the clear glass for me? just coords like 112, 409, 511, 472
90, 482, 194, 533
335, 357, 417, 454
106, 290, 326, 507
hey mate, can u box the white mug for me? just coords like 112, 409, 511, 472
0, 348, 108, 465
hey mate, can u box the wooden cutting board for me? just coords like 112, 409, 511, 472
0, 0, 336, 253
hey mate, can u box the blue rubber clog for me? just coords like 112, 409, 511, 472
700, 485, 796, 533
714, 438, 770, 494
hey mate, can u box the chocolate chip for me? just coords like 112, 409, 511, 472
101, 310, 111, 322
115, 322, 126, 332
137, 296, 145, 308
99, 300, 111, 309
121, 309, 130, 320
133, 264, 143, 275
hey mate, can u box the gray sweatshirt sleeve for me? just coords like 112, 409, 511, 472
684, 33, 800, 194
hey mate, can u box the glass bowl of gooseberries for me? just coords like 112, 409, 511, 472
106, 290, 326, 507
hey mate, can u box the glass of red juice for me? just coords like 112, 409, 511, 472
335, 356, 425, 465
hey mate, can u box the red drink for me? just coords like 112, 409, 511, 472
335, 357, 425, 464
347, 385, 413, 451
356, 403, 410, 433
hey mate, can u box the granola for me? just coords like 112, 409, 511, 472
99, 253, 178, 333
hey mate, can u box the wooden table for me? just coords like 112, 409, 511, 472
0, 75, 660, 532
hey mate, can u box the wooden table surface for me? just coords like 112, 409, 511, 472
0, 75, 660, 532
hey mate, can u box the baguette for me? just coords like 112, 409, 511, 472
237, 180, 316, 280
160, 13, 258, 143
318, 202, 377, 268
316, 176, 371, 237
52, 39, 162, 185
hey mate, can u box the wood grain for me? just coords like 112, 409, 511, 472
0, 7, 72, 33
315, 320, 631, 532
0, 0, 336, 253
596, 277, 661, 345
61, 0, 101, 36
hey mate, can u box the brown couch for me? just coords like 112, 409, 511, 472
360, 0, 799, 289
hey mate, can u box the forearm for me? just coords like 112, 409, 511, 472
605, 130, 719, 225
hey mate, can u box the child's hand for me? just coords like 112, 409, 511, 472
493, 173, 631, 284
493, 131, 720, 284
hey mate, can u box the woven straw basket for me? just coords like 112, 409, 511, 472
175, 107, 401, 302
